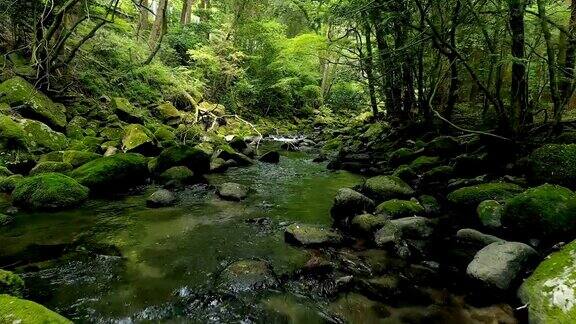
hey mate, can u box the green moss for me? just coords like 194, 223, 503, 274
68, 136, 103, 153
155, 101, 181, 122
155, 145, 210, 174
153, 125, 176, 142
0, 115, 28, 150
29, 162, 73, 176
0, 270, 24, 297
70, 153, 149, 192
0, 213, 14, 226
322, 137, 342, 152
0, 174, 24, 193
477, 200, 503, 228
376, 199, 425, 218
122, 124, 154, 152
159, 166, 195, 184
422, 165, 454, 182
100, 126, 125, 141
408, 155, 440, 172
447, 182, 523, 209
518, 240, 576, 323
389, 147, 417, 165
12, 173, 89, 210
0, 166, 13, 177
0, 77, 67, 128
425, 136, 459, 155
39, 151, 64, 163
363, 175, 415, 201
0, 294, 72, 323
392, 165, 417, 182
66, 116, 87, 139
62, 150, 101, 168
111, 97, 144, 122
20, 119, 69, 152
351, 214, 389, 233
362, 123, 389, 141
529, 144, 576, 188
502, 184, 576, 238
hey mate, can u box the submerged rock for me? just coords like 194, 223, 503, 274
284, 223, 343, 246
447, 182, 523, 209
216, 259, 276, 294
466, 241, 538, 291
217, 182, 249, 201
519, 239, 576, 323
12, 173, 89, 210
147, 189, 176, 207
363, 175, 415, 201
529, 144, 576, 188
330, 188, 375, 223
0, 270, 24, 297
375, 199, 424, 219
502, 184, 576, 239
259, 151, 280, 164
0, 294, 71, 323
70, 153, 149, 192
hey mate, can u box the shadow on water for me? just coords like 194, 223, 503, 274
0, 149, 364, 322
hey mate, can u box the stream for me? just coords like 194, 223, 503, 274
0, 146, 366, 322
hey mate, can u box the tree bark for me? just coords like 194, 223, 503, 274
361, 12, 379, 117
136, 0, 150, 39
559, 0, 576, 118
181, 0, 194, 25
149, 0, 167, 48
445, 0, 461, 122
509, 0, 529, 135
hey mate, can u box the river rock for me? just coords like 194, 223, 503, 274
159, 166, 195, 187
210, 157, 228, 173
12, 173, 89, 210
529, 144, 576, 188
518, 239, 576, 323
217, 182, 249, 201
330, 188, 375, 223
155, 145, 211, 174
374, 216, 435, 259
466, 241, 538, 291
457, 228, 505, 250
285, 223, 343, 246
259, 151, 280, 164
363, 175, 415, 201
216, 259, 277, 294
351, 214, 389, 234
447, 182, 523, 209
375, 199, 424, 219
477, 200, 503, 229
147, 189, 176, 207
29, 161, 73, 176
502, 184, 576, 239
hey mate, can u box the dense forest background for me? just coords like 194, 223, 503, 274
2, 0, 576, 137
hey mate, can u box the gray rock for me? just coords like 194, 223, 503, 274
330, 188, 375, 222
374, 216, 435, 259
466, 241, 538, 290
217, 182, 249, 201
284, 223, 343, 246
146, 189, 176, 207
456, 228, 505, 249
216, 259, 276, 294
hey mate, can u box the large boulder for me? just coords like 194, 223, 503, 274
285, 223, 343, 246
363, 176, 415, 201
20, 118, 69, 151
155, 101, 181, 124
111, 97, 144, 122
466, 241, 538, 291
62, 150, 101, 168
155, 145, 210, 174
121, 124, 156, 155
330, 188, 375, 223
217, 182, 249, 201
447, 182, 523, 209
424, 136, 460, 156
29, 161, 73, 176
374, 216, 435, 259
69, 153, 149, 192
351, 214, 389, 234
0, 76, 67, 128
0, 270, 24, 297
375, 199, 424, 219
12, 173, 89, 210
529, 144, 576, 188
502, 184, 576, 239
0, 294, 71, 323
519, 240, 576, 323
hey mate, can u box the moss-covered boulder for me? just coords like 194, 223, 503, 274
100, 126, 125, 141
0, 294, 72, 323
69, 153, 149, 192
155, 145, 210, 174
29, 161, 73, 176
159, 166, 195, 186
155, 101, 181, 123
408, 156, 440, 173
153, 125, 176, 142
121, 124, 156, 155
363, 176, 415, 201
285, 223, 343, 246
217, 182, 249, 201
0, 270, 24, 297
519, 240, 576, 323
111, 97, 144, 123
392, 164, 417, 182
447, 182, 523, 209
12, 173, 89, 210
389, 147, 419, 166
421, 165, 454, 183
331, 188, 375, 222
424, 136, 460, 156
20, 118, 69, 151
0, 115, 28, 150
66, 116, 87, 139
62, 150, 101, 168
376, 199, 425, 219
351, 214, 389, 233
0, 76, 67, 128
502, 184, 576, 238
477, 200, 503, 229
0, 174, 23, 193
529, 144, 576, 188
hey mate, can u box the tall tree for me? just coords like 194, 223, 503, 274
508, 0, 529, 134
181, 0, 195, 25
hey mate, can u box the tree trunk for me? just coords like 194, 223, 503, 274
361, 12, 379, 118
445, 0, 461, 122
509, 0, 528, 135
536, 0, 561, 122
371, 6, 397, 117
181, 0, 194, 25
149, 0, 167, 48
558, 0, 576, 122
136, 0, 150, 39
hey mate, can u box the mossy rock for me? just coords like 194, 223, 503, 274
0, 294, 72, 323
0, 174, 23, 193
362, 123, 389, 141
159, 166, 195, 185
376, 199, 425, 219
66, 116, 87, 139
408, 156, 440, 173
0, 213, 14, 226
554, 131, 576, 144
424, 136, 460, 155
153, 125, 176, 142
29, 161, 73, 176
67, 136, 103, 153
351, 214, 389, 233
447, 182, 523, 209
62, 150, 101, 168
0, 166, 13, 177
322, 137, 342, 152
419, 195, 440, 215
363, 175, 415, 202
389, 147, 418, 166
69, 153, 149, 192
518, 239, 576, 323
477, 200, 503, 229
0, 76, 67, 128
284, 224, 343, 246
502, 184, 576, 238
0, 115, 28, 150
155, 101, 181, 123
422, 165, 454, 183
12, 173, 89, 210
111, 97, 144, 123
122, 124, 156, 154
20, 118, 68, 152
100, 126, 125, 141
0, 270, 24, 297
392, 165, 417, 182
529, 144, 576, 188
155, 145, 210, 174
38, 151, 64, 163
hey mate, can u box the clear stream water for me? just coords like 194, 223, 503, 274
0, 148, 365, 322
